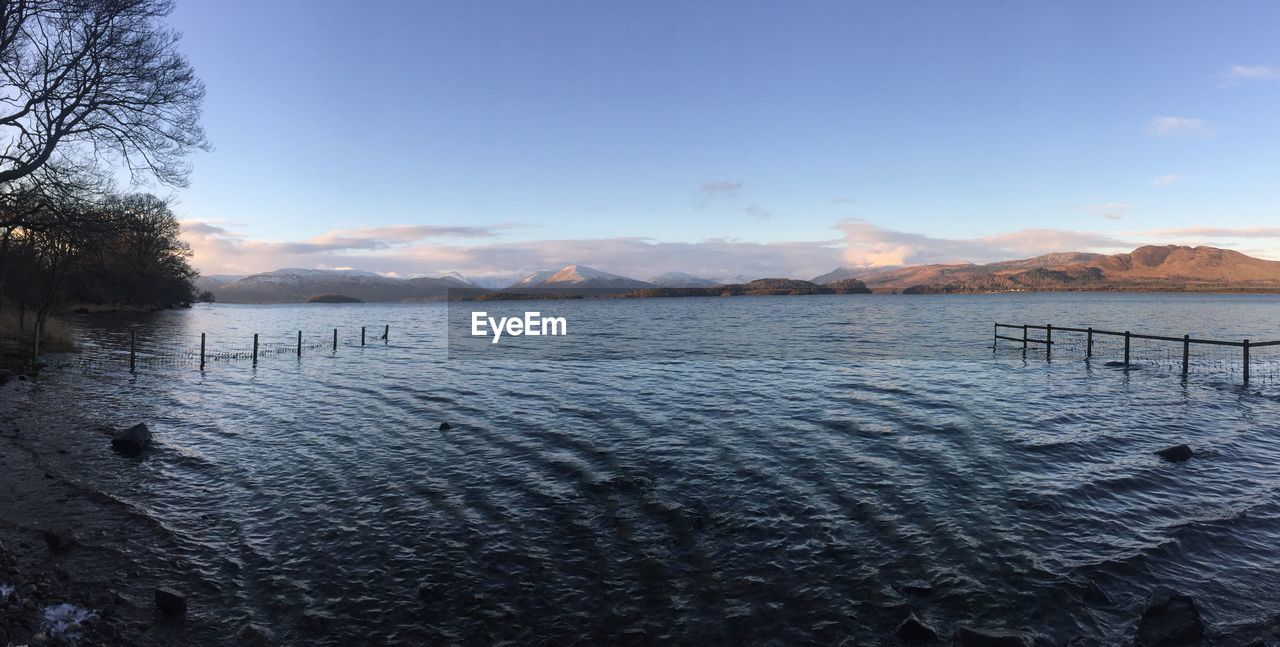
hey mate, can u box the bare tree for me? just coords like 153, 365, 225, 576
0, 0, 209, 188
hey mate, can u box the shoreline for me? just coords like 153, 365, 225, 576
0, 379, 222, 645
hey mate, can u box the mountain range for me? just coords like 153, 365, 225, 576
195, 245, 1280, 303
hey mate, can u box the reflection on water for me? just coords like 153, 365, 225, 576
15, 293, 1280, 643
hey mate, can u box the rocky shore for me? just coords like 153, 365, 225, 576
0, 378, 222, 646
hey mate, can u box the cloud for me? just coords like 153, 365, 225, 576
1151, 174, 1184, 187
699, 180, 742, 196
1146, 116, 1214, 137
834, 221, 1133, 267
1137, 226, 1280, 239
743, 205, 772, 221
1220, 64, 1280, 86
1088, 202, 1133, 220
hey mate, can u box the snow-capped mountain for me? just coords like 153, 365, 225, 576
436, 271, 473, 286
716, 273, 760, 285
210, 268, 483, 303
648, 271, 720, 288
511, 265, 653, 290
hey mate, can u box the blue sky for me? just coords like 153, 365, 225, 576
170, 1, 1280, 279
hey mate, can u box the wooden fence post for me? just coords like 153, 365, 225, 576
1045, 323, 1052, 360
200, 333, 206, 371
252, 333, 258, 366
1022, 324, 1028, 353
297, 330, 302, 358
361, 326, 366, 346
1124, 331, 1130, 366
992, 323, 997, 351
384, 324, 389, 342
1181, 335, 1189, 380
1086, 327, 1093, 360
333, 328, 338, 352
1243, 339, 1250, 385
129, 329, 136, 372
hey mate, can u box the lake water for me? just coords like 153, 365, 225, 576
13, 293, 1280, 644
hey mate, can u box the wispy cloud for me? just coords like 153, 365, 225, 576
1146, 116, 1215, 137
1137, 226, 1280, 239
835, 221, 1133, 267
743, 205, 772, 221
1219, 64, 1280, 87
698, 180, 742, 196
1088, 202, 1133, 220
1151, 174, 1184, 187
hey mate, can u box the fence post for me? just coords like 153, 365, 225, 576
129, 328, 136, 372
200, 333, 206, 371
1022, 324, 1028, 353
992, 323, 998, 352
1181, 335, 1189, 380
1045, 323, 1052, 360
252, 333, 258, 366
297, 330, 302, 358
1086, 327, 1093, 360
1243, 339, 1250, 385
384, 324, 389, 342
1124, 331, 1131, 366
333, 328, 338, 352
361, 326, 366, 346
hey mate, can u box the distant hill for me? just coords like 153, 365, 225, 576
510, 265, 653, 291
649, 271, 720, 288
813, 245, 1280, 293
810, 267, 861, 285
210, 268, 482, 303
304, 294, 363, 303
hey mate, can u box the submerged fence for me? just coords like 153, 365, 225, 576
994, 322, 1280, 385
49, 324, 392, 373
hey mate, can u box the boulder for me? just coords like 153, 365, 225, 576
1134, 588, 1204, 646
438, 422, 451, 431
953, 626, 1034, 647
111, 423, 151, 455
1154, 445, 1193, 463
40, 526, 75, 552
896, 580, 935, 596
896, 613, 940, 643
154, 587, 186, 616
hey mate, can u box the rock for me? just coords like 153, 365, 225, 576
40, 526, 75, 552
1134, 588, 1204, 646
438, 422, 451, 431
896, 579, 935, 596
154, 587, 186, 616
1155, 445, 1193, 463
952, 626, 1034, 647
896, 613, 940, 643
111, 423, 152, 455
238, 623, 273, 646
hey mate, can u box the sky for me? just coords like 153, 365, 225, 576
165, 0, 1280, 281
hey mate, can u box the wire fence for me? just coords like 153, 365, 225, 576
994, 323, 1280, 386
38, 324, 392, 373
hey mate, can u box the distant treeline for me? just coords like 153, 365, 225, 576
455, 278, 873, 301
0, 0, 209, 357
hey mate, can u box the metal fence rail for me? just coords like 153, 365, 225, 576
993, 322, 1280, 385
44, 324, 392, 373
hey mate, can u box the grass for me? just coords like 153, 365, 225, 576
0, 309, 76, 355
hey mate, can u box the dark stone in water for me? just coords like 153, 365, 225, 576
41, 526, 75, 552
952, 626, 1034, 647
896, 613, 939, 643
154, 587, 187, 616
1155, 444, 1193, 463
111, 423, 152, 455
439, 422, 451, 431
1135, 588, 1204, 646
895, 579, 935, 596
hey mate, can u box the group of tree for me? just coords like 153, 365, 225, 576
0, 0, 208, 347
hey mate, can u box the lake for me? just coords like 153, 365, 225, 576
15, 292, 1280, 644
